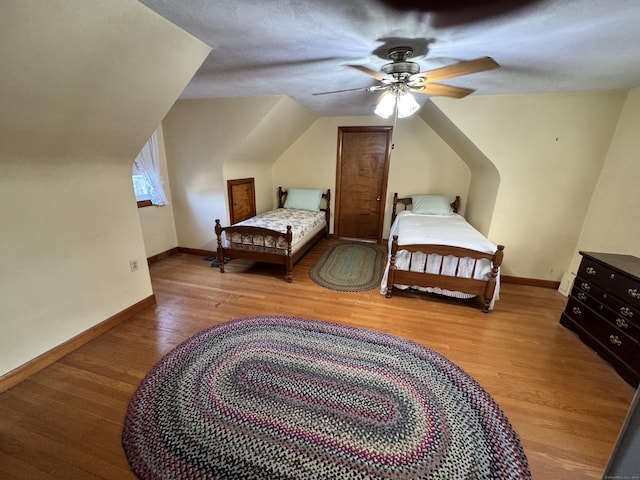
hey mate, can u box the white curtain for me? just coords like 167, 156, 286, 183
134, 131, 168, 205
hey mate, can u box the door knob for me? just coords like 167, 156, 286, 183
376, 195, 381, 201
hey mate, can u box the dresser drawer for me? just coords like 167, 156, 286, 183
579, 257, 640, 310
573, 277, 607, 304
565, 297, 640, 367
571, 284, 640, 336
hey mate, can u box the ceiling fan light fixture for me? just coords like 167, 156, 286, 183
374, 92, 396, 119
374, 89, 419, 119
396, 91, 419, 118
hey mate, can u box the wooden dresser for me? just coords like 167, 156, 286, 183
560, 251, 640, 387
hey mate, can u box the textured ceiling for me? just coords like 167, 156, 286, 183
140, 0, 640, 116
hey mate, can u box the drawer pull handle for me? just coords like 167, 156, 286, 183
629, 288, 640, 299
610, 273, 615, 279
577, 292, 587, 301
620, 307, 633, 318
586, 267, 596, 275
581, 282, 591, 291
609, 335, 622, 346
572, 306, 582, 315
616, 318, 629, 329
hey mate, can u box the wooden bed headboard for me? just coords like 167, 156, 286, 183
277, 187, 331, 223
391, 193, 461, 224
277, 187, 331, 209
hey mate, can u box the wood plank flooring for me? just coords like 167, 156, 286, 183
0, 239, 636, 479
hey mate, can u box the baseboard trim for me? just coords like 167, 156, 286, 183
147, 247, 179, 265
147, 246, 215, 264
0, 294, 156, 394
177, 246, 216, 257
501, 275, 560, 289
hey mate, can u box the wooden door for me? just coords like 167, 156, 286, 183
335, 126, 392, 243
227, 177, 256, 224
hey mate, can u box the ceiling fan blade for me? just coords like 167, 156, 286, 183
312, 85, 387, 96
410, 82, 475, 99
347, 64, 387, 81
412, 57, 499, 82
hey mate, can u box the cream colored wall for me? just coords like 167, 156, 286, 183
0, 160, 151, 374
137, 126, 179, 258
0, 1, 210, 377
272, 116, 470, 235
162, 96, 317, 250
569, 87, 640, 273
419, 101, 500, 236
433, 92, 626, 280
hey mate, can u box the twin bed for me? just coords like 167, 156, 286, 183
381, 193, 504, 312
214, 187, 503, 312
214, 187, 330, 282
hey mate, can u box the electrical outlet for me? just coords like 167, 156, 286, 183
558, 272, 575, 296
130, 259, 139, 272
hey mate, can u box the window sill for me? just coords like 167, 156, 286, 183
137, 200, 153, 208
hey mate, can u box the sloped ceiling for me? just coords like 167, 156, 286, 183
140, 0, 640, 116
0, 0, 211, 159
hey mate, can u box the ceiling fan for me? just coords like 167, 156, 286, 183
313, 47, 499, 118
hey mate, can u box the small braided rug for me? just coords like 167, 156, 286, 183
122, 316, 531, 480
309, 242, 386, 292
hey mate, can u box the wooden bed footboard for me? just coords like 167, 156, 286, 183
215, 221, 295, 281
386, 237, 505, 313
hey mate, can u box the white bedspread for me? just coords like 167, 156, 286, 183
223, 208, 326, 253
380, 211, 500, 309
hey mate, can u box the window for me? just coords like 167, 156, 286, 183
132, 130, 168, 208
132, 173, 153, 207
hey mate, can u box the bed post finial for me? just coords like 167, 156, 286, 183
324, 189, 331, 239
285, 225, 293, 282
452, 196, 461, 214
392, 193, 399, 224
278, 186, 285, 208
494, 245, 505, 268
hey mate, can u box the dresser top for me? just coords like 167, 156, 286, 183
580, 251, 640, 281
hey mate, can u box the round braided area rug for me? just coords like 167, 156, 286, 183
122, 316, 531, 479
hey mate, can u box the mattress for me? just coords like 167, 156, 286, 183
223, 208, 327, 253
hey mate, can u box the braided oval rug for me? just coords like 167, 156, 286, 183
122, 316, 531, 479
309, 242, 386, 292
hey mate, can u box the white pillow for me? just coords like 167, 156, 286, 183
283, 188, 322, 211
411, 195, 453, 215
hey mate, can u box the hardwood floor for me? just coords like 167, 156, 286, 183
0, 239, 636, 479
